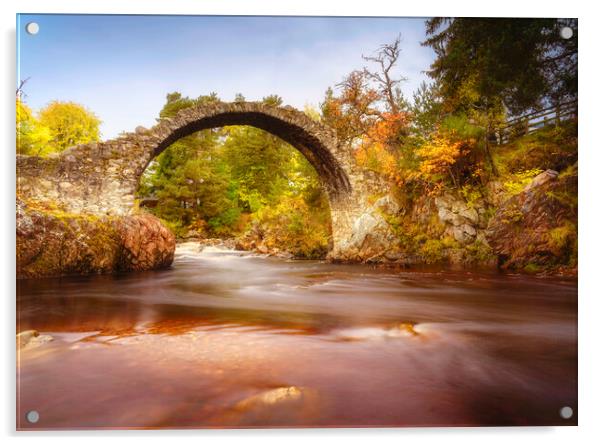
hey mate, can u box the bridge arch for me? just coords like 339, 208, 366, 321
17, 102, 386, 260
144, 102, 352, 200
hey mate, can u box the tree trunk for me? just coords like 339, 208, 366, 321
484, 131, 498, 177
484, 117, 499, 177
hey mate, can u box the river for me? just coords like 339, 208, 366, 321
16, 242, 578, 429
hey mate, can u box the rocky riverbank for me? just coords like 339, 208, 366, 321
192, 167, 577, 276
17, 162, 577, 279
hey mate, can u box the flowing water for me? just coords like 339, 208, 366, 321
17, 243, 577, 429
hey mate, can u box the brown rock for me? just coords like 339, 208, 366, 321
117, 214, 176, 272
17, 200, 175, 278
486, 167, 577, 271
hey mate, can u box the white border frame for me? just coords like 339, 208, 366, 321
3, 1, 600, 444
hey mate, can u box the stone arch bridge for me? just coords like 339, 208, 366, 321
17, 102, 396, 262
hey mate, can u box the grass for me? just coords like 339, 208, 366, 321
493, 120, 577, 176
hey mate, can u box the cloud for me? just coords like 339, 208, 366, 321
18, 15, 435, 139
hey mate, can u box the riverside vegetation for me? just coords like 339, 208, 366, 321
16, 18, 577, 276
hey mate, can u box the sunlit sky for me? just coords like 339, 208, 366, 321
17, 14, 435, 139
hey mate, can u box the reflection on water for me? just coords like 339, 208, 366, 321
17, 242, 577, 429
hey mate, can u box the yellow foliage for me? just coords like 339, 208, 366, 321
16, 99, 52, 156
416, 132, 462, 176
409, 129, 478, 192
38, 101, 101, 152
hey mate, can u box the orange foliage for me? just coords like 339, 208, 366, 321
410, 130, 477, 192
367, 112, 409, 145
416, 132, 463, 176
322, 70, 411, 185
355, 112, 410, 185
321, 71, 383, 144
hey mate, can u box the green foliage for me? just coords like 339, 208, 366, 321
383, 212, 463, 264
459, 184, 485, 209
138, 92, 331, 253
159, 92, 221, 119
440, 114, 484, 141
250, 196, 331, 259
418, 237, 459, 263
548, 223, 575, 252
464, 240, 495, 264
222, 125, 293, 207
151, 156, 237, 234
500, 204, 524, 224
17, 99, 100, 157
523, 263, 542, 274
411, 81, 443, 139
424, 18, 577, 115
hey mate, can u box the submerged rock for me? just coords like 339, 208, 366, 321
17, 330, 53, 349
216, 386, 320, 425
336, 323, 420, 341
234, 386, 304, 410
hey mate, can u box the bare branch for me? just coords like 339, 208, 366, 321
361, 35, 407, 113
16, 77, 30, 99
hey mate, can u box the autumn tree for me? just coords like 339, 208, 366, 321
321, 35, 411, 147
38, 101, 101, 152
16, 99, 51, 156
362, 34, 408, 114
321, 36, 412, 183
320, 72, 382, 146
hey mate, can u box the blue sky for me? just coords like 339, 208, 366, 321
17, 14, 435, 139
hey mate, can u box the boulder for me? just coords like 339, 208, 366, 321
435, 193, 482, 244
347, 211, 398, 260
486, 167, 577, 271
117, 213, 176, 271
524, 169, 559, 192
17, 200, 175, 278
374, 195, 400, 215
452, 224, 477, 244
216, 386, 320, 425
334, 194, 403, 261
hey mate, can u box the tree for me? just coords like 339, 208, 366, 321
412, 124, 481, 192
16, 79, 51, 156
139, 91, 330, 243
362, 34, 408, 114
321, 35, 411, 150
423, 18, 578, 176
261, 94, 283, 107
16, 99, 51, 156
222, 125, 292, 210
38, 101, 101, 152
423, 18, 577, 116
320, 72, 381, 145
411, 81, 443, 139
